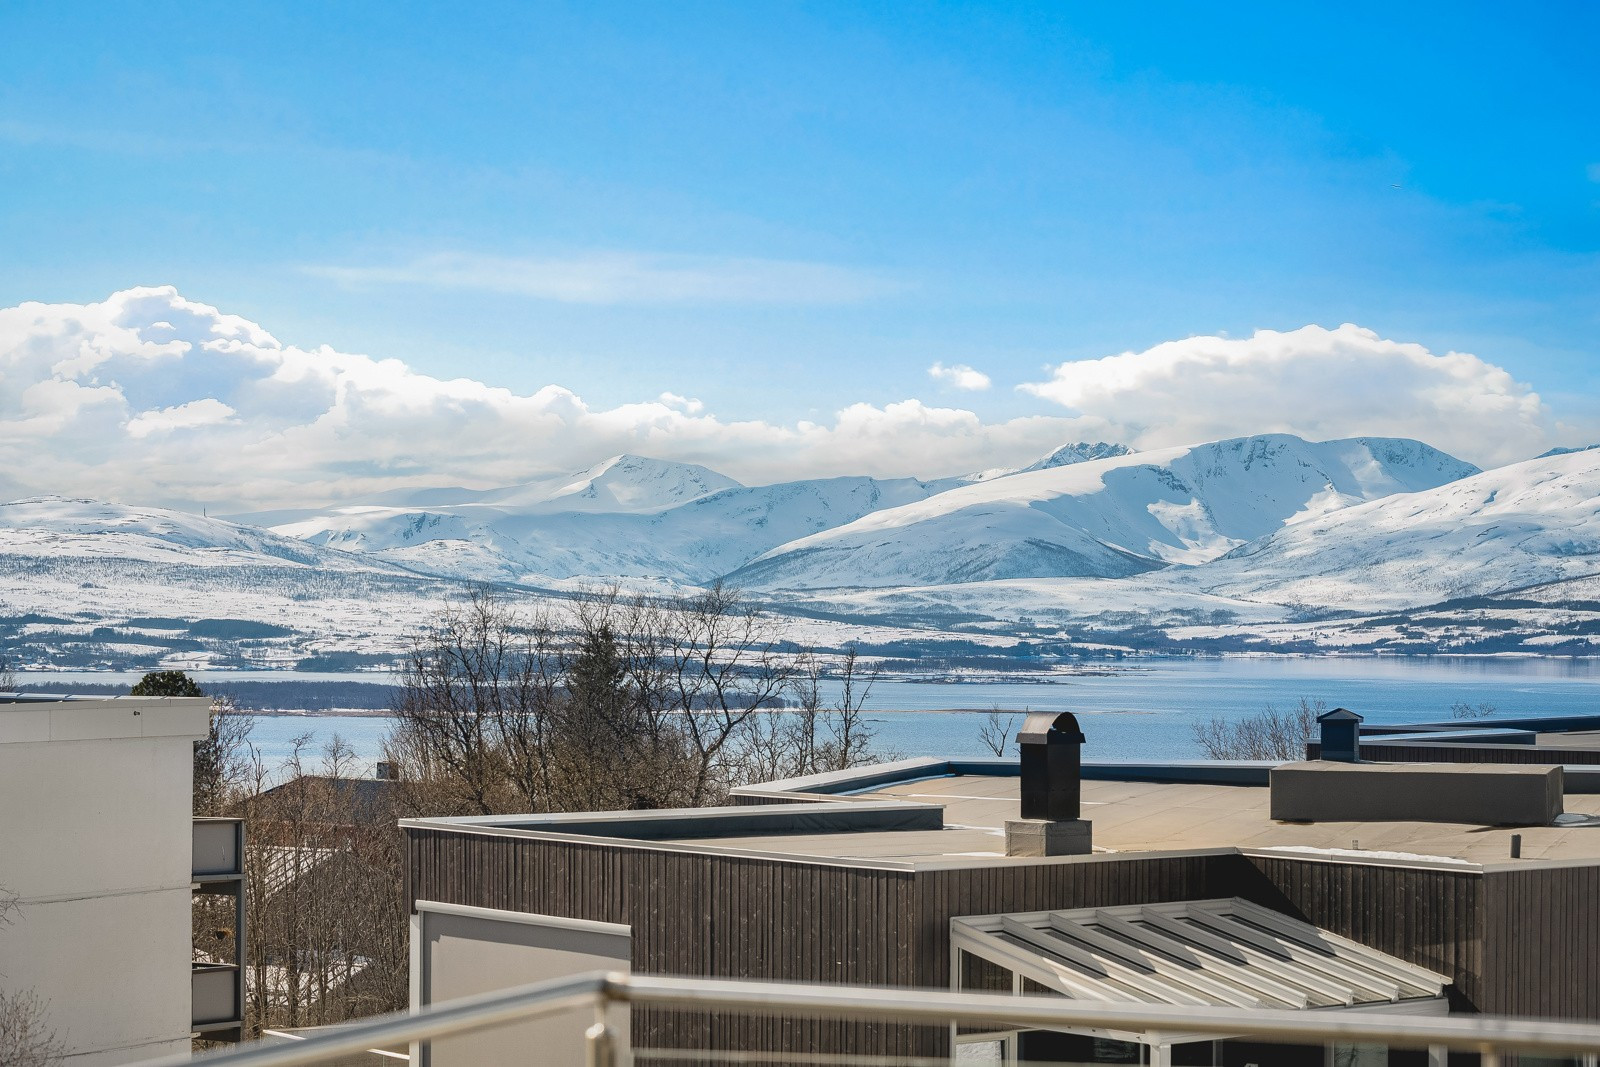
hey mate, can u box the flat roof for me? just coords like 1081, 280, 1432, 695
0, 693, 212, 744
405, 752, 1600, 870
849, 774, 1600, 865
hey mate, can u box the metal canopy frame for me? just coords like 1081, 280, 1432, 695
950, 897, 1451, 1063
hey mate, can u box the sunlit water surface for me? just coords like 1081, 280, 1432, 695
22, 657, 1599, 775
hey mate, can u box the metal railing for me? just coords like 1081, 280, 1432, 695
137, 971, 1600, 1066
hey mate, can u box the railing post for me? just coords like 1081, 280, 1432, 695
585, 1021, 617, 1067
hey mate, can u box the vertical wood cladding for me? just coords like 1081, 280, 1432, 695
1307, 741, 1600, 765
1238, 855, 1485, 1010
408, 830, 1233, 1055
912, 853, 1227, 991
407, 827, 1600, 1055
1481, 863, 1600, 1020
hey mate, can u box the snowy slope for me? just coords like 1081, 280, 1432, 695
0, 497, 413, 573
928, 442, 1137, 489
730, 436, 1477, 590
1188, 447, 1600, 612
266, 443, 1164, 584
473, 453, 741, 512
272, 471, 951, 582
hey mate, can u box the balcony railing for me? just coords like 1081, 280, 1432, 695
193, 817, 246, 1041
128, 970, 1600, 1067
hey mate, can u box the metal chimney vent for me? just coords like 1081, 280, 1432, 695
1017, 711, 1086, 822
1317, 707, 1363, 763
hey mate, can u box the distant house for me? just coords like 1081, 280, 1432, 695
233, 769, 405, 1029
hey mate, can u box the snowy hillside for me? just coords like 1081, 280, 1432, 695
930, 441, 1136, 488
4, 439, 1595, 663
0, 495, 1001, 672
265, 444, 1144, 584
1189, 447, 1600, 612
0, 497, 411, 573
473, 453, 741, 512
731, 435, 1477, 590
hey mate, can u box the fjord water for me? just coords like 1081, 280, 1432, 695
36, 656, 1596, 774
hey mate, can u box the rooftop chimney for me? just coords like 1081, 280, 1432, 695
375, 761, 397, 781
1007, 711, 1092, 857
1317, 708, 1363, 763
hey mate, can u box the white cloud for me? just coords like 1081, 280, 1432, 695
658, 392, 704, 414
0, 291, 1573, 512
0, 287, 1080, 510
927, 361, 992, 391
126, 398, 236, 438
1020, 324, 1554, 466
305, 251, 900, 306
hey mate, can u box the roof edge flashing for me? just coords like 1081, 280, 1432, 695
404, 799, 946, 841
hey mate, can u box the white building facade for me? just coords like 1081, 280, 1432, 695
0, 694, 212, 1066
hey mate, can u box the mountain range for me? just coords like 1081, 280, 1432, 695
1, 433, 1596, 665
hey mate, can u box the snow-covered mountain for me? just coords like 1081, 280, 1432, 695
260, 445, 1145, 584
730, 435, 1478, 590
1187, 446, 1600, 612
277, 473, 946, 583
6, 437, 1597, 663
473, 453, 742, 513
0, 496, 407, 573
935, 442, 1137, 488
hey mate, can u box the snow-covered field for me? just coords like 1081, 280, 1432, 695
3, 436, 1596, 667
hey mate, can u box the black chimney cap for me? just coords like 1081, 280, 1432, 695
1017, 711, 1086, 746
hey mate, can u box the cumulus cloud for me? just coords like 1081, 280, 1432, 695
126, 398, 236, 438
658, 392, 704, 414
927, 361, 992, 391
0, 291, 1570, 512
305, 251, 900, 306
1020, 324, 1553, 466
0, 287, 1083, 510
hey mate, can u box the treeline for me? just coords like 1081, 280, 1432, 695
386, 584, 881, 814
187, 584, 887, 1040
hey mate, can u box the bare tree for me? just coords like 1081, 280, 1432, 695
387, 587, 557, 815
978, 707, 1020, 758
388, 585, 882, 812
1191, 698, 1326, 761
765, 644, 882, 780
235, 736, 408, 1033
193, 694, 255, 816
1450, 701, 1497, 719
822, 646, 878, 771
0, 653, 14, 693
652, 582, 798, 804
0, 890, 63, 1067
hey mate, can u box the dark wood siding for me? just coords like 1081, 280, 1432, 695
911, 853, 1229, 990
1481, 864, 1600, 1020
409, 826, 1600, 1055
1238, 854, 1485, 1010
407, 827, 929, 1055
1308, 741, 1600, 765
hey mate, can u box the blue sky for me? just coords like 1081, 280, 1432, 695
0, 2, 1596, 505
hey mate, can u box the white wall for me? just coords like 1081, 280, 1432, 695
412, 901, 631, 1067
0, 697, 210, 1066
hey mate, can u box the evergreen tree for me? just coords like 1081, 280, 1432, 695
130, 670, 204, 697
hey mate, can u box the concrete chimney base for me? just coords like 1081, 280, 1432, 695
1005, 818, 1093, 857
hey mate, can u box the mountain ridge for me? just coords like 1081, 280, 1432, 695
729, 435, 1477, 590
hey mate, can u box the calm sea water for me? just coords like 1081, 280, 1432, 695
27, 657, 1596, 776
